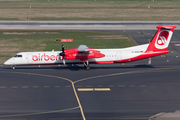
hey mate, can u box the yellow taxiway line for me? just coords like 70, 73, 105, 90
78, 88, 111, 91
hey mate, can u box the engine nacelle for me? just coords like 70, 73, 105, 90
65, 50, 105, 60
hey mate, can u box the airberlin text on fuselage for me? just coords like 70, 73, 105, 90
32, 53, 62, 61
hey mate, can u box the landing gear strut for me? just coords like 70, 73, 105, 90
83, 61, 90, 70
148, 57, 151, 65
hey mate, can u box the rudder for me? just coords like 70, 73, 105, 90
146, 25, 176, 52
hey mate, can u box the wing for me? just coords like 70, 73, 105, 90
64, 45, 105, 60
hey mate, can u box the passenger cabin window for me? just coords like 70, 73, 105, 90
14, 55, 22, 58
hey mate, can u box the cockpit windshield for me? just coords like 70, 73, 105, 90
14, 54, 22, 58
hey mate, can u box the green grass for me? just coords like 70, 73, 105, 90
0, 30, 136, 64
43, 31, 135, 50
0, 0, 180, 21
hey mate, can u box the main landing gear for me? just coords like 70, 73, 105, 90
83, 61, 90, 70
148, 57, 151, 65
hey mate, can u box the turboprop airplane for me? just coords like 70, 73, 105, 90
4, 25, 176, 70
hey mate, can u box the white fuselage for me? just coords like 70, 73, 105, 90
4, 44, 149, 66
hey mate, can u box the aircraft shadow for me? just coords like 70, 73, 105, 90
2, 64, 154, 71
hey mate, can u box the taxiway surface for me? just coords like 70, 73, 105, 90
1, 21, 180, 30
1, 30, 180, 120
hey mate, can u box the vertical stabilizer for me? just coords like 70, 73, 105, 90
146, 25, 176, 52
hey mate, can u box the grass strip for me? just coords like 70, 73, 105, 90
0, 0, 180, 21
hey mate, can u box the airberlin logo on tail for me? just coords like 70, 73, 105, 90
157, 36, 167, 45
155, 30, 172, 49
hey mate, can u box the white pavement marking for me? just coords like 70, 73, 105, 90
44, 86, 49, 88
129, 85, 135, 87
119, 85, 125, 87
11, 86, 17, 88
0, 86, 6, 88
33, 86, 39, 88
108, 85, 113, 87
22, 86, 28, 88
140, 85, 146, 87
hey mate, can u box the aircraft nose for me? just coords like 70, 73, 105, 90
4, 59, 12, 65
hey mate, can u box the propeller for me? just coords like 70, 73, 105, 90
59, 44, 66, 65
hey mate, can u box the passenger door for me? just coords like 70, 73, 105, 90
117, 52, 121, 61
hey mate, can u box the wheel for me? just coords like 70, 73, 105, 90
84, 65, 86, 68
12, 66, 15, 70
86, 66, 90, 70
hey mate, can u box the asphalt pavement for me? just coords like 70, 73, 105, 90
0, 29, 180, 120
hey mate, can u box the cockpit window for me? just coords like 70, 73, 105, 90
14, 55, 22, 57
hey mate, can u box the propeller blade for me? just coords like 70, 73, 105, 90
63, 59, 66, 65
59, 44, 66, 65
60, 44, 65, 58
62, 44, 64, 53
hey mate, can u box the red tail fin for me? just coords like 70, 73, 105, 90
146, 25, 176, 52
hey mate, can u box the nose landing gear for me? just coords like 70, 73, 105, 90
11, 65, 15, 70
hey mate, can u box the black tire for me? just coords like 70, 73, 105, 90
86, 66, 90, 70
